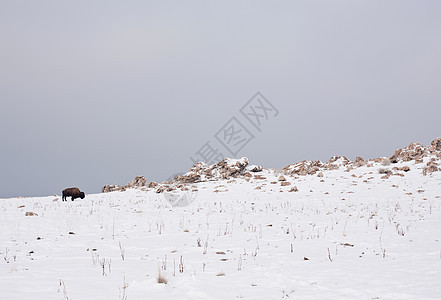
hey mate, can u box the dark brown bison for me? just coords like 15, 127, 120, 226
62, 187, 85, 201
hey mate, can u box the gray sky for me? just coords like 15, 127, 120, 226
1, 1, 440, 198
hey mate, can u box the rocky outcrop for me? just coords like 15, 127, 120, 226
148, 181, 158, 188
289, 186, 298, 192
282, 156, 352, 176
431, 137, 441, 151
390, 142, 426, 163
388, 138, 441, 169
178, 157, 249, 183
352, 156, 365, 167
423, 160, 439, 176
215, 157, 249, 178
279, 138, 441, 177
100, 138, 441, 192
101, 185, 126, 193
328, 156, 350, 166
102, 176, 147, 193
278, 175, 287, 181
179, 162, 207, 183
126, 176, 146, 188
282, 160, 323, 176
324, 156, 350, 170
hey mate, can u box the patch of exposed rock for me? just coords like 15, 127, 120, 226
101, 137, 441, 191
278, 176, 287, 181
390, 142, 426, 163
431, 137, 441, 151
280, 138, 441, 177
126, 176, 146, 188
101, 185, 126, 193
177, 157, 249, 183
282, 160, 323, 176
388, 138, 441, 170
102, 176, 146, 193
353, 156, 365, 167
423, 160, 439, 176
148, 182, 158, 188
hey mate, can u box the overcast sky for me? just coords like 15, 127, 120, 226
1, 1, 440, 198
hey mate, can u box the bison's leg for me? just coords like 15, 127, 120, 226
71, 196, 75, 201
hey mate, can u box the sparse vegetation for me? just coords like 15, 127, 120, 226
157, 267, 168, 284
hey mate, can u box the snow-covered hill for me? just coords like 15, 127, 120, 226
1, 139, 441, 299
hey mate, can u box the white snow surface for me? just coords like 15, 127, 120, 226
1, 160, 441, 299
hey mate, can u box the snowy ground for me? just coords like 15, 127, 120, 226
1, 161, 441, 299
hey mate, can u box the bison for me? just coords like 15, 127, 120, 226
62, 187, 85, 201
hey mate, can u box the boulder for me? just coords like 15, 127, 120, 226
401, 166, 410, 172
148, 181, 158, 188
215, 157, 249, 179
431, 137, 441, 151
328, 156, 350, 166
101, 185, 125, 193
289, 186, 299, 192
390, 142, 426, 163
283, 160, 322, 176
126, 176, 146, 188
355, 156, 364, 163
178, 157, 249, 183
278, 176, 287, 181
246, 165, 263, 172
423, 161, 439, 176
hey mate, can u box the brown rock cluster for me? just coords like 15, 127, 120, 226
281, 138, 441, 178
282, 156, 352, 176
387, 138, 441, 175
126, 176, 146, 188
351, 157, 366, 168
327, 156, 350, 167
101, 184, 126, 193
388, 138, 441, 163
423, 160, 439, 176
282, 160, 323, 176
100, 138, 441, 192
148, 181, 158, 188
431, 137, 441, 151
289, 186, 298, 192
390, 142, 426, 163
101, 176, 147, 193
177, 157, 250, 183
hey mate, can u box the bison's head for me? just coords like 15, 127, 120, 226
80, 192, 85, 199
